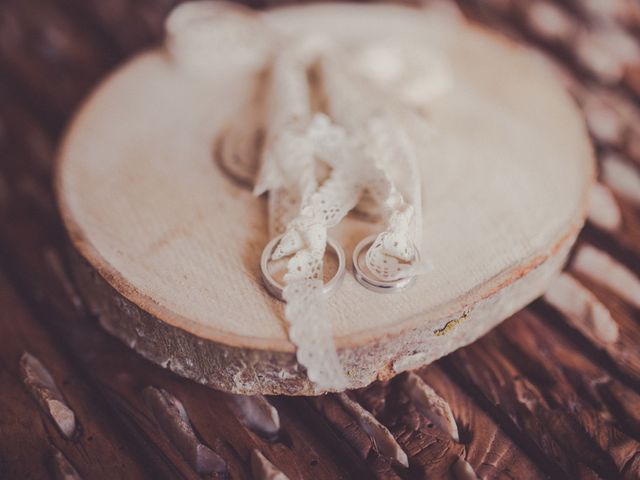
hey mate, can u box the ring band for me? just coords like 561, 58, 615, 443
352, 234, 417, 293
260, 234, 346, 301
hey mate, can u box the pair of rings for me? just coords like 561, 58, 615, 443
260, 233, 417, 300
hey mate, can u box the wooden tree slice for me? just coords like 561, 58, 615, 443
55, 3, 594, 395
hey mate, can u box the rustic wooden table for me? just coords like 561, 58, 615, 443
1, 1, 640, 479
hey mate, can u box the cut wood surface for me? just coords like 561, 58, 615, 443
56, 3, 593, 394
1, 0, 640, 478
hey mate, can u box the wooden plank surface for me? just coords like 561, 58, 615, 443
1, 0, 640, 478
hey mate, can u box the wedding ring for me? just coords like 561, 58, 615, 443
352, 234, 417, 293
260, 234, 346, 301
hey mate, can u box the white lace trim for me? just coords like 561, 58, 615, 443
255, 42, 352, 390
257, 48, 434, 389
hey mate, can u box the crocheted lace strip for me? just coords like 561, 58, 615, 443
320, 53, 428, 281
257, 42, 350, 390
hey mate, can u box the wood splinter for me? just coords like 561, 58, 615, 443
143, 386, 227, 474
250, 449, 289, 480
229, 393, 280, 440
544, 272, 619, 346
337, 392, 409, 468
19, 352, 76, 439
573, 245, 640, 309
403, 372, 459, 442
50, 448, 82, 480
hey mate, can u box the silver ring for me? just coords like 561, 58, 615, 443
260, 234, 346, 301
352, 234, 417, 293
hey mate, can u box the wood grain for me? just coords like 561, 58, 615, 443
1, 0, 640, 477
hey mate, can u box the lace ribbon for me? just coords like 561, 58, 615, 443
255, 40, 357, 390
254, 45, 435, 389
